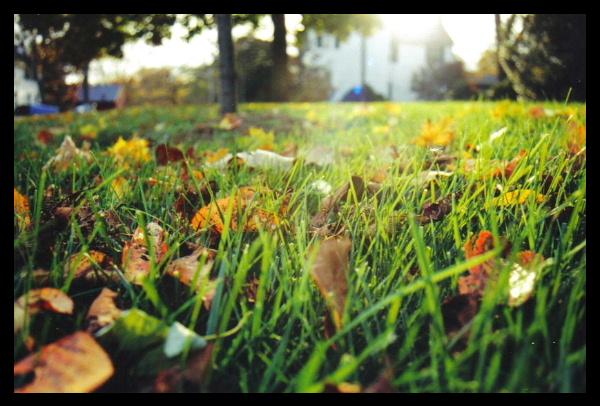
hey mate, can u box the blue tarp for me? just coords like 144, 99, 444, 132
29, 104, 60, 115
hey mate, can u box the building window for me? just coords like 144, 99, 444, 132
390, 37, 399, 63
316, 35, 323, 48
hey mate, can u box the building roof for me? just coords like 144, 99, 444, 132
395, 19, 453, 46
77, 84, 123, 102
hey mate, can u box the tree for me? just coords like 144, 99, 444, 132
216, 14, 237, 114
17, 14, 176, 107
498, 14, 586, 101
412, 60, 474, 100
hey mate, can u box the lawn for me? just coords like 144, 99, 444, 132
14, 101, 586, 393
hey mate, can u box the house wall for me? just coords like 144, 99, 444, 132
14, 66, 41, 108
302, 30, 452, 101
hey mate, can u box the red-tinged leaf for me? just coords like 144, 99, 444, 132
155, 144, 185, 165
311, 237, 352, 331
122, 222, 168, 285
491, 150, 527, 179
37, 129, 54, 145
14, 331, 114, 393
86, 288, 123, 334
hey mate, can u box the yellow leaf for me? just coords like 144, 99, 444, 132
412, 118, 455, 147
107, 136, 151, 168
14, 188, 31, 231
491, 189, 545, 207
111, 176, 130, 199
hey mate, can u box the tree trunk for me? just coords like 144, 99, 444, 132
216, 14, 237, 114
270, 14, 289, 101
494, 14, 506, 81
83, 62, 90, 104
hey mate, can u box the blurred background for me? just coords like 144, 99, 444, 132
14, 14, 586, 115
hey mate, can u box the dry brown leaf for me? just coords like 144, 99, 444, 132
15, 288, 74, 334
155, 144, 185, 165
43, 136, 92, 172
311, 237, 352, 331
14, 331, 114, 393
86, 288, 123, 334
122, 222, 168, 285
64, 250, 117, 286
166, 247, 217, 309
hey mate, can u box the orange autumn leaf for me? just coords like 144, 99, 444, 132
310, 237, 352, 331
86, 288, 122, 334
14, 188, 31, 231
491, 149, 527, 179
121, 222, 169, 285
191, 187, 281, 233
459, 231, 502, 296
14, 331, 114, 393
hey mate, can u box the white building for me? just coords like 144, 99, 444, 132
301, 20, 454, 101
14, 63, 41, 109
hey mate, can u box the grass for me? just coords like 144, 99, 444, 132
14, 101, 586, 393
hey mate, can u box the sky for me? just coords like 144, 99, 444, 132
83, 14, 498, 85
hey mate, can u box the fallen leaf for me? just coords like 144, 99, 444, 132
190, 187, 281, 234
121, 222, 168, 285
15, 288, 74, 334
491, 189, 545, 207
491, 149, 527, 179
204, 148, 231, 164
412, 118, 455, 147
14, 188, 31, 232
111, 176, 131, 199
508, 251, 547, 307
441, 293, 480, 346
86, 288, 122, 334
107, 136, 151, 168
64, 250, 117, 286
305, 145, 335, 167
37, 129, 54, 145
310, 237, 352, 330
163, 322, 207, 358
490, 126, 508, 142
218, 113, 243, 130
43, 136, 92, 172
323, 382, 362, 393
14, 331, 114, 393
156, 144, 185, 166
417, 194, 456, 224
166, 247, 217, 309
207, 149, 295, 171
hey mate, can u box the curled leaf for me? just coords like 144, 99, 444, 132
121, 222, 168, 285
166, 247, 217, 309
64, 250, 117, 286
14, 331, 114, 393
15, 288, 74, 334
310, 237, 352, 330
86, 288, 123, 334
218, 113, 242, 130
43, 136, 92, 172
